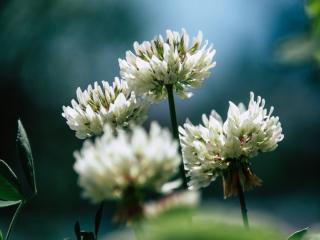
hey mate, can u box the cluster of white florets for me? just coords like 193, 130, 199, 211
179, 92, 283, 191
119, 29, 216, 101
74, 122, 181, 202
62, 78, 148, 139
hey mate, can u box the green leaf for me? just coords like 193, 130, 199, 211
0, 159, 23, 202
288, 227, 309, 240
0, 229, 3, 240
16, 119, 37, 195
0, 199, 21, 207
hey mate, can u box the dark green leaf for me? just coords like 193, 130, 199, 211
0, 229, 3, 240
0, 160, 23, 202
288, 227, 309, 240
94, 202, 104, 238
74, 221, 81, 240
0, 199, 21, 207
16, 119, 37, 195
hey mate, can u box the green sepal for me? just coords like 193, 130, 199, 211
288, 227, 309, 240
16, 119, 37, 195
0, 159, 23, 203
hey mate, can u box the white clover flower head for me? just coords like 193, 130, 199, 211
223, 92, 284, 159
74, 122, 181, 203
62, 78, 149, 139
179, 111, 228, 190
119, 29, 216, 101
179, 92, 284, 197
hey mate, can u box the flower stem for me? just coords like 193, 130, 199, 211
5, 200, 26, 240
94, 202, 104, 240
237, 180, 249, 229
165, 84, 187, 188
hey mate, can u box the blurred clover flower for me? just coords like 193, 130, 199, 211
62, 78, 149, 139
119, 29, 216, 101
74, 122, 181, 222
179, 92, 283, 198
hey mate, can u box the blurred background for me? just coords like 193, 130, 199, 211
0, 0, 319, 239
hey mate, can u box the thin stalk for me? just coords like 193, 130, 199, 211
237, 180, 249, 229
165, 84, 187, 188
94, 202, 104, 240
5, 200, 26, 240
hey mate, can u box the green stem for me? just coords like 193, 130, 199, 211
165, 84, 187, 188
94, 202, 104, 240
5, 200, 26, 240
237, 180, 249, 229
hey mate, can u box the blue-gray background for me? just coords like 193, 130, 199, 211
0, 0, 319, 239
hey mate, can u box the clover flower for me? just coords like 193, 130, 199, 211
74, 122, 181, 212
179, 92, 284, 197
179, 111, 228, 190
119, 29, 216, 101
223, 92, 284, 159
62, 78, 148, 139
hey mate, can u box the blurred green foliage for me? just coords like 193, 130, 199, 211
136, 210, 285, 240
306, 0, 320, 31
304, 234, 320, 240
306, 0, 320, 65
276, 0, 320, 67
